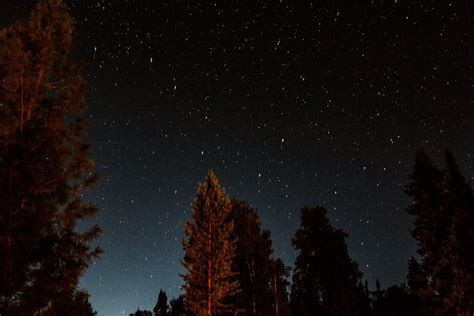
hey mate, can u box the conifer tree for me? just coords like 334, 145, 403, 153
181, 170, 240, 315
169, 295, 187, 316
290, 206, 368, 316
371, 284, 420, 316
405, 148, 474, 315
0, 0, 101, 314
47, 290, 97, 316
154, 289, 169, 316
407, 257, 424, 295
230, 200, 290, 316
442, 151, 474, 314
231, 200, 273, 315
130, 309, 153, 316
405, 148, 447, 313
269, 258, 291, 316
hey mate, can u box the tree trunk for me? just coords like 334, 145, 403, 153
273, 269, 279, 316
208, 221, 212, 316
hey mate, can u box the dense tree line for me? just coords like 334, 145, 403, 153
1, 1, 473, 315
173, 152, 473, 315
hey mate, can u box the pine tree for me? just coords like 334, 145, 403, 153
406, 256, 424, 312
290, 206, 368, 316
0, 0, 101, 313
46, 290, 97, 316
169, 295, 187, 316
405, 148, 447, 313
130, 309, 153, 316
154, 289, 169, 316
407, 257, 424, 295
371, 284, 420, 316
230, 200, 290, 316
269, 258, 291, 316
405, 148, 474, 315
440, 151, 474, 314
181, 170, 240, 315
231, 200, 272, 315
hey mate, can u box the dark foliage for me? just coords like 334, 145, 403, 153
290, 206, 369, 316
153, 289, 169, 316
170, 295, 189, 316
405, 148, 474, 315
0, 0, 101, 314
372, 283, 420, 316
230, 200, 290, 315
130, 309, 153, 316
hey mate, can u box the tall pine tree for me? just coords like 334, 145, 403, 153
269, 258, 291, 316
230, 200, 290, 316
0, 0, 101, 314
290, 206, 368, 316
181, 170, 240, 315
405, 148, 447, 314
443, 151, 474, 314
153, 289, 169, 316
405, 148, 474, 315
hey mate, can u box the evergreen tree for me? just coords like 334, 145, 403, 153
154, 289, 169, 316
230, 200, 290, 315
181, 170, 240, 315
269, 258, 291, 316
130, 309, 153, 316
407, 256, 424, 310
231, 200, 277, 315
405, 148, 447, 313
407, 257, 423, 294
442, 150, 474, 314
0, 0, 101, 314
405, 148, 474, 315
46, 289, 97, 316
290, 206, 368, 316
371, 284, 420, 316
169, 295, 187, 316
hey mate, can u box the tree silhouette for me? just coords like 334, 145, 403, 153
38, 289, 96, 316
371, 283, 420, 316
0, 0, 101, 314
405, 148, 474, 314
269, 258, 291, 316
290, 206, 368, 315
181, 170, 240, 315
154, 289, 169, 316
405, 148, 447, 313
169, 295, 187, 316
442, 151, 474, 314
230, 200, 290, 315
130, 309, 153, 316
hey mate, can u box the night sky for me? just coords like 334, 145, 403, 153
1, 1, 473, 315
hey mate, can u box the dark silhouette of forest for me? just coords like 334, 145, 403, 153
1, 1, 473, 315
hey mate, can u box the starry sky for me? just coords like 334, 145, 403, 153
1, 1, 473, 315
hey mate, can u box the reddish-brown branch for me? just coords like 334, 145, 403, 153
26, 64, 45, 121
41, 79, 66, 89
